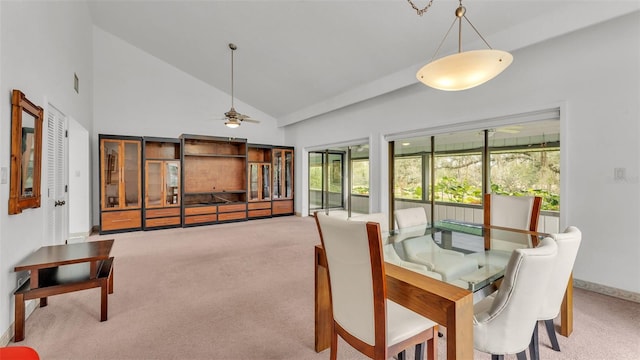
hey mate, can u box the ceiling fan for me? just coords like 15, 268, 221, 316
221, 43, 259, 128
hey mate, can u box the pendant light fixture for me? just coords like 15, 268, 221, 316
412, 0, 513, 91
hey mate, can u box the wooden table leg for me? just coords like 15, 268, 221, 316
14, 293, 25, 342
560, 273, 573, 336
315, 246, 331, 352
100, 279, 108, 321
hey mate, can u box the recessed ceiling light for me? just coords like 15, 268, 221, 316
402, 142, 411, 146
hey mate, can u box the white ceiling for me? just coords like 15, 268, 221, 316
86, 0, 639, 126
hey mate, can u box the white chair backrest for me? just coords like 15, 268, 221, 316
488, 194, 536, 230
315, 213, 378, 346
474, 238, 558, 355
395, 207, 428, 229
540, 226, 582, 319
348, 212, 389, 234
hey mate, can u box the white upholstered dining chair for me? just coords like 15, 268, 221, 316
468, 194, 543, 268
473, 237, 558, 360
395, 207, 478, 282
529, 226, 582, 360
315, 213, 438, 360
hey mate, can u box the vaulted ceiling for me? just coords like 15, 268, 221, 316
86, 1, 639, 126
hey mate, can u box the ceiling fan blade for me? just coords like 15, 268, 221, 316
242, 118, 261, 124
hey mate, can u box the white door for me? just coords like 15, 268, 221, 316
46, 105, 68, 245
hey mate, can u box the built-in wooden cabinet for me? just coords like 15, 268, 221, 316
181, 135, 248, 226
99, 135, 142, 234
99, 134, 293, 232
272, 147, 294, 215
248, 145, 272, 218
144, 137, 181, 230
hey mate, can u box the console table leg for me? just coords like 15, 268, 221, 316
100, 281, 108, 321
14, 293, 25, 342
40, 297, 47, 307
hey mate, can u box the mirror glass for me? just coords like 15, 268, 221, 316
21, 110, 36, 198
9, 89, 43, 214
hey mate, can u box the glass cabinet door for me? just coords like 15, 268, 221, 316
273, 151, 282, 199
249, 164, 259, 201
284, 150, 293, 198
123, 141, 141, 208
146, 161, 162, 208
249, 163, 271, 201
102, 140, 121, 209
261, 164, 271, 200
165, 161, 180, 206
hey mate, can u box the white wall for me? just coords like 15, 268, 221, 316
285, 12, 640, 294
0, 0, 94, 342
68, 117, 91, 239
92, 28, 285, 225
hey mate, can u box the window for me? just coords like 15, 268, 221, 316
394, 156, 424, 200
434, 152, 483, 204
351, 159, 369, 195
391, 116, 560, 214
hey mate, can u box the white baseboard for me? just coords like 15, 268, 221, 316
574, 278, 640, 303
0, 299, 39, 346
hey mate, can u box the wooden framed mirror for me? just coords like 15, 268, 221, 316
9, 89, 44, 214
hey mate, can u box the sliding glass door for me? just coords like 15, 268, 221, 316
309, 151, 344, 214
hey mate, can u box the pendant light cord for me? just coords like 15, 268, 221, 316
406, 0, 435, 16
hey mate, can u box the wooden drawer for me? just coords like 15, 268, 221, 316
185, 214, 217, 224
146, 217, 181, 227
218, 212, 247, 221
218, 203, 247, 213
273, 200, 293, 215
185, 206, 217, 216
248, 202, 271, 210
146, 207, 180, 218
249, 209, 272, 218
102, 210, 142, 231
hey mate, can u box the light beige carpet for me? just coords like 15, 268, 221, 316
9, 216, 640, 359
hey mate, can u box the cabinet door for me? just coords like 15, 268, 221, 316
146, 160, 162, 208
165, 161, 180, 206
249, 163, 260, 201
273, 151, 282, 199
101, 140, 122, 210
284, 150, 293, 199
122, 141, 141, 208
261, 164, 271, 200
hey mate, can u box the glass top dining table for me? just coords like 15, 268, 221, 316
385, 220, 547, 301
314, 219, 572, 360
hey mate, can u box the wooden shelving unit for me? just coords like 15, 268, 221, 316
247, 144, 273, 219
143, 137, 181, 230
272, 147, 294, 216
181, 135, 248, 226
99, 134, 142, 234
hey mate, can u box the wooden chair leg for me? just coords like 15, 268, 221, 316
545, 319, 560, 351
426, 328, 437, 360
14, 293, 25, 342
330, 327, 338, 360
398, 349, 407, 360
414, 342, 424, 360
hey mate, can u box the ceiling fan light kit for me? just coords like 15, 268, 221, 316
222, 43, 259, 128
409, 0, 513, 91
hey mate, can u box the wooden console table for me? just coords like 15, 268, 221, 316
13, 239, 115, 342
